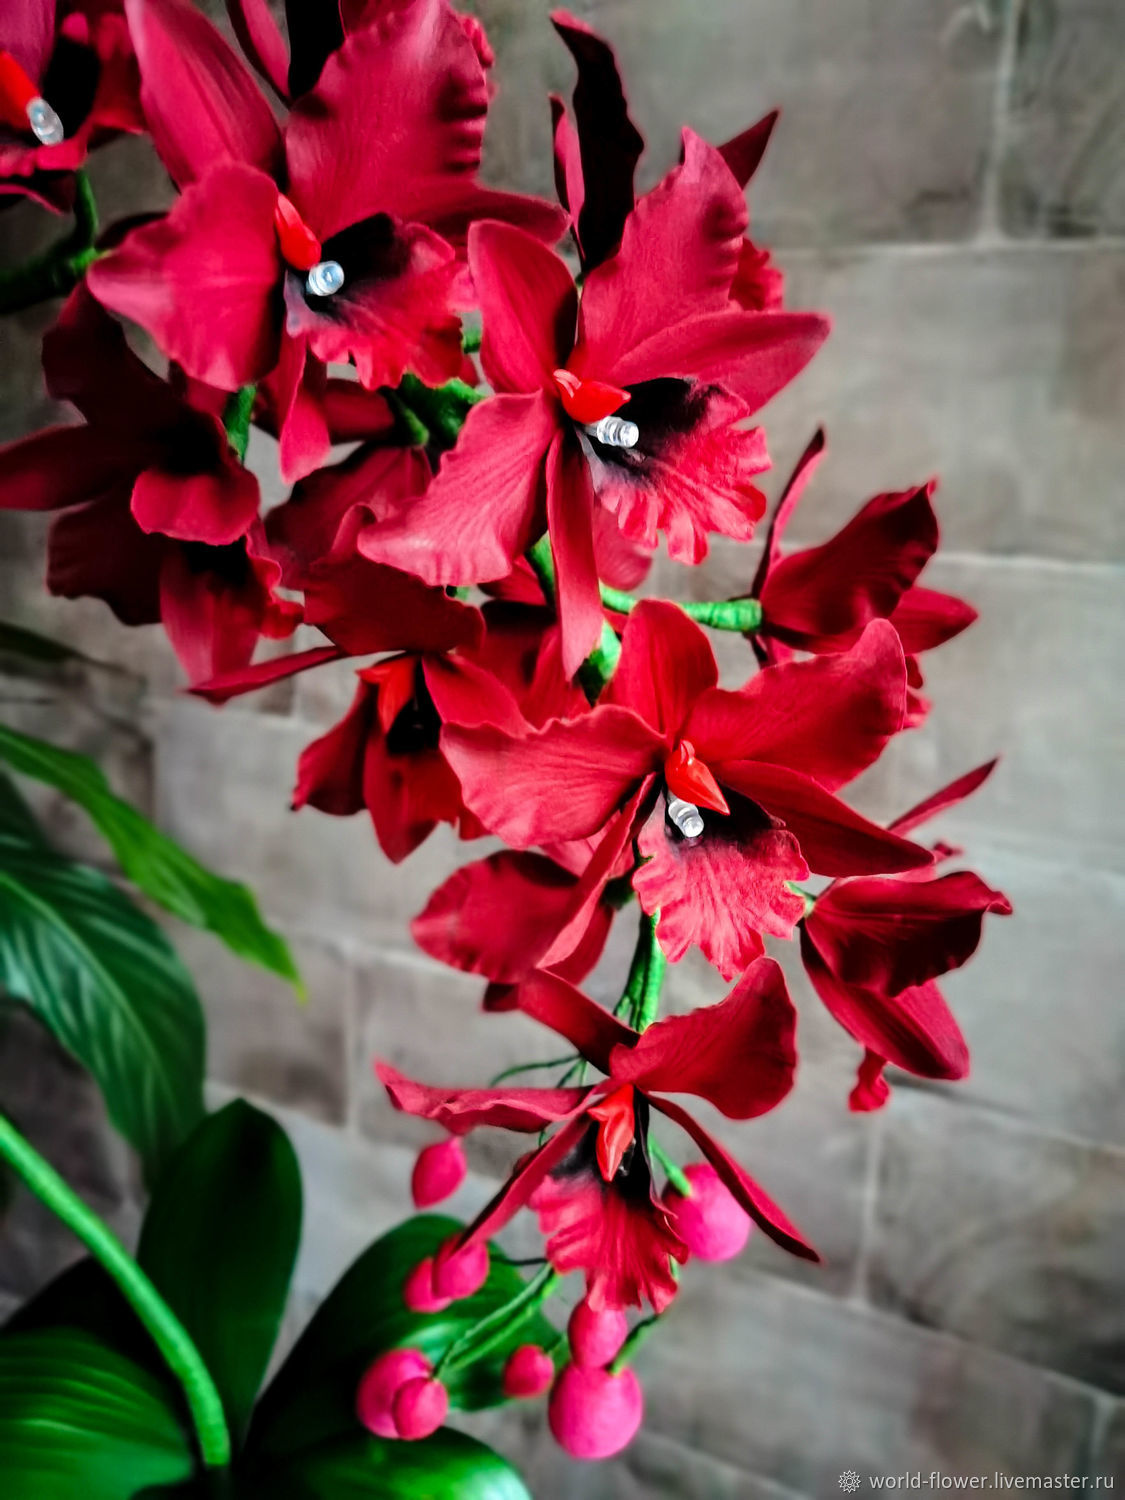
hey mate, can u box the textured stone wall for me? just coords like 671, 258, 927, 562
1, 0, 1123, 1492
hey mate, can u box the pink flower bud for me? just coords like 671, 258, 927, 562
356, 1348, 431, 1439
502, 1343, 555, 1399
548, 1363, 644, 1460
432, 1237, 489, 1300
403, 1257, 453, 1314
663, 1163, 751, 1262
567, 1298, 627, 1368
392, 1375, 450, 1440
411, 1138, 467, 1208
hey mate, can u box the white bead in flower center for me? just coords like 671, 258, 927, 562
28, 98, 63, 145
306, 260, 345, 297
667, 795, 705, 839
586, 414, 639, 449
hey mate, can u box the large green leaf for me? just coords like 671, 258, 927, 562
249, 1216, 559, 1460
0, 724, 301, 991
0, 619, 87, 667
137, 1100, 302, 1447
0, 767, 45, 843
241, 1430, 533, 1500
0, 831, 205, 1178
0, 1327, 195, 1499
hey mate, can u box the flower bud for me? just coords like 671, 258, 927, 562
411, 1138, 467, 1208
432, 1236, 489, 1300
502, 1343, 555, 1399
356, 1348, 431, 1439
392, 1375, 449, 1440
403, 1257, 452, 1313
548, 1363, 644, 1459
567, 1299, 627, 1368
663, 1163, 751, 1262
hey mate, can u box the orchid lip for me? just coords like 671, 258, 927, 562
306, 260, 345, 298
667, 795, 705, 840
585, 415, 639, 449
27, 97, 63, 145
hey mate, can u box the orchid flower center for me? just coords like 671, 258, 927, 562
0, 51, 64, 144
663, 739, 730, 839
552, 370, 638, 447
359, 654, 419, 734
587, 1083, 636, 1182
274, 192, 345, 299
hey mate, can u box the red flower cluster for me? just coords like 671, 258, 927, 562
0, 0, 1010, 1465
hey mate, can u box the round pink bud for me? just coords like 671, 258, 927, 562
392, 1375, 450, 1441
432, 1237, 489, 1301
411, 1138, 467, 1209
356, 1348, 431, 1438
663, 1163, 751, 1262
502, 1343, 556, 1399
548, 1363, 644, 1460
403, 1257, 453, 1314
567, 1299, 628, 1369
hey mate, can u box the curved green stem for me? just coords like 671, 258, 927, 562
601, 584, 763, 634
0, 1113, 231, 1469
0, 170, 101, 315
649, 1138, 692, 1198
434, 1264, 561, 1379
222, 385, 257, 463
489, 1054, 578, 1086
528, 535, 622, 701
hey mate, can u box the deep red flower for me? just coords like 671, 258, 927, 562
442, 601, 932, 978
359, 141, 829, 673
746, 430, 978, 722
0, 0, 142, 210
800, 760, 1012, 1108
378, 959, 814, 1311
86, 0, 563, 418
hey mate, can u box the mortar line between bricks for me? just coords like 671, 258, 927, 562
848, 1108, 886, 1306
888, 1077, 1125, 1162
1083, 1391, 1117, 1480
977, 0, 1024, 241
776, 234, 1125, 262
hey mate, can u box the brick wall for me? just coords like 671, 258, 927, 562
1, 1, 1122, 1491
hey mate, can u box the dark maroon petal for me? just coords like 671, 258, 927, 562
800, 928, 969, 1081
650, 1095, 819, 1262
357, 393, 555, 586
362, 730, 465, 865
546, 429, 603, 677
549, 9, 643, 270
632, 795, 807, 980
124, 0, 282, 188
292, 678, 373, 817
760, 484, 939, 652
47, 492, 163, 625
890, 760, 999, 838
87, 163, 283, 390
301, 551, 483, 656
470, 220, 577, 395
225, 0, 289, 101
718, 110, 778, 188
0, 424, 138, 511
284, 0, 341, 98
807, 870, 1012, 995
284, 8, 486, 239
604, 599, 716, 741
576, 131, 747, 372
687, 621, 907, 792
750, 427, 827, 599
514, 969, 635, 1074
377, 1061, 592, 1135
441, 707, 662, 848
718, 760, 933, 878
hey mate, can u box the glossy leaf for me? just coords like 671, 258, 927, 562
0, 725, 301, 991
0, 1327, 194, 1499
138, 1100, 302, 1446
249, 1216, 559, 1458
0, 832, 205, 1178
241, 1429, 533, 1499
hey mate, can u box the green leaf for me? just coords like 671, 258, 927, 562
249, 1216, 558, 1459
0, 725, 301, 992
137, 1100, 302, 1447
0, 1327, 195, 1499
0, 832, 205, 1178
242, 1430, 533, 1500
0, 619, 86, 665
0, 767, 46, 843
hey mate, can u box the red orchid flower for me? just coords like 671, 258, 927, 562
441, 601, 933, 979
0, 0, 142, 210
548, 10, 782, 310
86, 0, 563, 443
745, 430, 978, 724
379, 960, 814, 1311
800, 760, 1012, 1109
361, 137, 829, 673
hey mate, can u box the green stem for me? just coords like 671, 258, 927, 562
601, 584, 764, 634
0, 1113, 230, 1469
385, 388, 430, 448
222, 385, 256, 463
650, 1139, 692, 1198
395, 373, 484, 449
786, 881, 817, 919
617, 909, 666, 1032
489, 1055, 578, 1086
0, 169, 101, 314
528, 535, 622, 702
608, 1310, 662, 1374
434, 1265, 561, 1379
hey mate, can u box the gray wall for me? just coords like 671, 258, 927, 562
1, 0, 1123, 1492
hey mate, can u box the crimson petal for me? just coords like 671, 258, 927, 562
471, 220, 577, 394
377, 1061, 591, 1135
